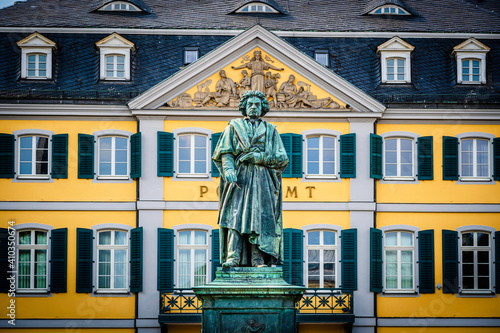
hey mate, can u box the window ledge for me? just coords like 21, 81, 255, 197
101, 78, 129, 81
305, 175, 338, 180
382, 81, 411, 84
25, 77, 50, 80
95, 290, 130, 294
97, 176, 129, 180
176, 174, 209, 178
459, 177, 491, 182
17, 175, 50, 180
383, 290, 416, 294
15, 290, 49, 294
460, 290, 494, 295
383, 177, 415, 181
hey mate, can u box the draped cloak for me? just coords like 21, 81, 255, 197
212, 118, 289, 265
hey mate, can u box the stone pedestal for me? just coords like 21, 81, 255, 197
193, 267, 304, 333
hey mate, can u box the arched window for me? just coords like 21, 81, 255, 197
99, 1, 141, 11
97, 230, 129, 291
177, 229, 209, 288
105, 54, 126, 79
384, 231, 415, 291
98, 136, 129, 177
17, 229, 49, 291
306, 229, 338, 288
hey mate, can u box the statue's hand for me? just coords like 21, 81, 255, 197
224, 168, 237, 183
240, 152, 263, 164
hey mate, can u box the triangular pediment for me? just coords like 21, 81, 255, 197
453, 38, 490, 53
96, 33, 135, 50
377, 36, 414, 52
128, 25, 385, 113
17, 32, 56, 49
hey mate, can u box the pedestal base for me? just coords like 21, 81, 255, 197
193, 267, 305, 333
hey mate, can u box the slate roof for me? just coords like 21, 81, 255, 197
0, 0, 499, 33
1, 32, 498, 104
362, 0, 418, 16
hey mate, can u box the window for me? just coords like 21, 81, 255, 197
306, 230, 337, 288
97, 230, 128, 291
177, 230, 209, 289
453, 38, 489, 85
315, 50, 329, 67
237, 3, 277, 13
384, 231, 414, 291
384, 137, 413, 179
96, 33, 135, 81
100, 1, 140, 11
306, 135, 336, 177
460, 138, 490, 179
370, 5, 409, 15
17, 230, 48, 291
178, 134, 208, 176
19, 135, 49, 177
105, 55, 125, 79
98, 136, 128, 178
377, 37, 414, 84
461, 231, 491, 291
184, 48, 199, 65
17, 32, 56, 80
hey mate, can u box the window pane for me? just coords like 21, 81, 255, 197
463, 263, 473, 276
401, 276, 413, 289
100, 162, 112, 175
194, 231, 207, 245
115, 250, 127, 263
324, 263, 334, 275
115, 231, 127, 245
308, 249, 320, 262
20, 136, 32, 148
307, 137, 319, 149
100, 149, 112, 163
308, 148, 319, 162
194, 147, 206, 160
462, 251, 473, 263
115, 163, 127, 176
179, 161, 191, 174
115, 149, 127, 163
308, 231, 320, 245
324, 275, 336, 288
462, 233, 473, 246
100, 137, 112, 149
99, 249, 111, 263
385, 233, 397, 246
462, 277, 474, 289
323, 149, 335, 162
179, 231, 191, 245
179, 135, 190, 148
19, 231, 31, 244
178, 249, 191, 288
477, 251, 489, 263
35, 231, 47, 244
323, 162, 335, 175
477, 233, 489, 246
179, 147, 190, 161
114, 276, 126, 289
185, 50, 198, 64
478, 277, 489, 289
401, 164, 412, 177
386, 276, 397, 289
308, 275, 320, 288
194, 161, 206, 174
323, 250, 335, 262
401, 233, 413, 246
386, 250, 397, 263
387, 59, 394, 67
20, 162, 32, 175
324, 231, 335, 245
478, 263, 489, 276
99, 231, 112, 245
308, 162, 319, 174
99, 276, 110, 289
308, 263, 319, 275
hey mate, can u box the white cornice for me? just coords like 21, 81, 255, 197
1, 27, 500, 39
128, 25, 386, 113
0, 104, 132, 117
381, 108, 500, 120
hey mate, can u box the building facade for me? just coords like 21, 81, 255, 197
0, 1, 499, 333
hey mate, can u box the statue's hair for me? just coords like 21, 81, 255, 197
238, 90, 270, 117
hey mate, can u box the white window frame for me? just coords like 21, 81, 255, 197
96, 33, 134, 81
302, 129, 341, 180
453, 38, 489, 85
380, 225, 420, 294
380, 132, 419, 182
97, 136, 129, 179
305, 230, 338, 289
457, 132, 495, 182
459, 58, 482, 84
184, 47, 199, 65
236, 2, 278, 13
315, 50, 329, 67
13, 129, 54, 181
173, 128, 213, 180
457, 225, 496, 295
18, 135, 50, 179
99, 1, 141, 11
25, 53, 49, 79
93, 129, 132, 181
17, 33, 56, 80
96, 229, 129, 292
173, 224, 213, 290
369, 5, 410, 15
104, 54, 126, 79
15, 224, 53, 293
378, 37, 414, 84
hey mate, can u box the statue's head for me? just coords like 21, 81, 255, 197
239, 90, 270, 118
254, 50, 262, 60
219, 70, 227, 78
241, 70, 248, 76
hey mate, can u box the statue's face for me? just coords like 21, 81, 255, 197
246, 96, 262, 119
220, 70, 226, 78
255, 51, 261, 60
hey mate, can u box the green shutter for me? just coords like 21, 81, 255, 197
50, 228, 67, 293
341, 228, 357, 290
370, 228, 383, 293
442, 136, 459, 180
442, 230, 458, 294
418, 230, 435, 294
78, 134, 94, 179
0, 134, 15, 178
370, 134, 382, 179
76, 228, 93, 293
211, 132, 222, 177
51, 134, 68, 179
130, 227, 143, 292
417, 136, 433, 180
211, 228, 221, 281
158, 228, 174, 292
158, 132, 174, 177
493, 138, 500, 181
340, 133, 356, 178
283, 228, 303, 286
280, 133, 302, 178
130, 132, 142, 179
495, 231, 500, 294
0, 228, 8, 292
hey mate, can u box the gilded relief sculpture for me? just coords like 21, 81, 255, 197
231, 50, 284, 93
212, 91, 288, 268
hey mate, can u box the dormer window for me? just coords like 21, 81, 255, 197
453, 38, 490, 85
370, 5, 409, 15
236, 2, 278, 13
96, 33, 135, 81
17, 32, 56, 80
377, 37, 414, 84
99, 1, 141, 12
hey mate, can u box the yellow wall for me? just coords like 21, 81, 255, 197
0, 120, 137, 202
377, 124, 500, 204
298, 323, 345, 333
377, 212, 500, 318
164, 324, 201, 333
163, 120, 350, 202
0, 211, 136, 319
